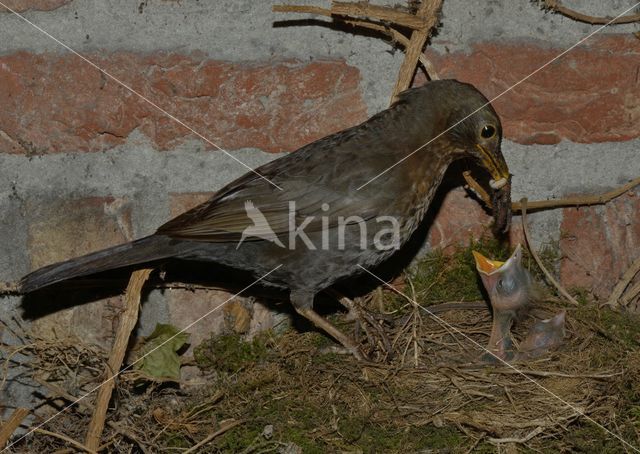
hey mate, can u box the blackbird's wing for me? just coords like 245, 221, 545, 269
157, 132, 392, 243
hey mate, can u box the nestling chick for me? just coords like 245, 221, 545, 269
517, 311, 566, 360
473, 244, 531, 361
473, 244, 566, 362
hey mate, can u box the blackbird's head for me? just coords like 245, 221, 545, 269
437, 80, 511, 187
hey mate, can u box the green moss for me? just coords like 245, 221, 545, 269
163, 433, 191, 448
194, 332, 270, 373
408, 235, 510, 305
575, 305, 640, 349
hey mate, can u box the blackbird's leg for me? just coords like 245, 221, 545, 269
290, 290, 364, 360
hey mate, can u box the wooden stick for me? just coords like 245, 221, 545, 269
543, 0, 640, 25
605, 256, 640, 308
463, 171, 492, 207
35, 378, 149, 453
183, 419, 243, 454
0, 407, 29, 448
521, 198, 579, 306
84, 268, 152, 450
331, 1, 428, 30
464, 173, 640, 213
621, 281, 640, 307
272, 4, 435, 71
390, 0, 443, 103
274, 2, 426, 30
34, 428, 97, 453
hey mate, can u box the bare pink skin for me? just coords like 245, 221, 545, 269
517, 311, 566, 360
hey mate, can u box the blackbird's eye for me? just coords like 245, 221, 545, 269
480, 124, 496, 139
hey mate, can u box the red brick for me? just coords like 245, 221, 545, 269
27, 196, 133, 347
0, 53, 366, 154
426, 188, 492, 251
425, 35, 640, 144
559, 190, 640, 299
0, 0, 72, 12
426, 187, 526, 251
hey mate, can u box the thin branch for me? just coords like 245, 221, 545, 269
488, 426, 545, 444
464, 173, 640, 213
34, 428, 96, 453
272, 4, 436, 72
0, 407, 29, 447
542, 0, 640, 25
494, 368, 621, 379
463, 171, 492, 207
390, 0, 443, 102
331, 1, 429, 30
621, 281, 640, 307
35, 378, 150, 454
84, 268, 152, 450
183, 419, 244, 454
605, 256, 640, 308
521, 198, 579, 306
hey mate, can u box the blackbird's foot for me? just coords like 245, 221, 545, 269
290, 291, 366, 361
295, 306, 366, 361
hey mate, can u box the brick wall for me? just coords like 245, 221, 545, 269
1, 0, 640, 354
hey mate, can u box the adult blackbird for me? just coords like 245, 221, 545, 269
21, 80, 511, 359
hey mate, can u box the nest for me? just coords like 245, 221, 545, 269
3, 287, 640, 453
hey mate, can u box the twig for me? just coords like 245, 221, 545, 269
521, 198, 579, 306
331, 1, 428, 30
35, 378, 149, 453
542, 0, 640, 25
0, 407, 29, 447
493, 368, 621, 379
272, 4, 435, 71
274, 2, 425, 29
463, 171, 492, 208
488, 425, 545, 444
183, 419, 244, 454
621, 281, 640, 307
33, 428, 96, 453
464, 173, 640, 213
605, 256, 640, 308
84, 268, 152, 450
390, 0, 443, 102
0, 281, 19, 296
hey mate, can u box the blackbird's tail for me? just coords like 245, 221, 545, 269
20, 235, 180, 293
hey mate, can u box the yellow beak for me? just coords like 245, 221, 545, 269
472, 244, 523, 276
472, 251, 505, 275
475, 144, 510, 185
